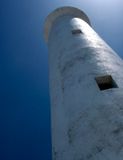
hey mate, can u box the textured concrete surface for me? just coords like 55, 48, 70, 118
44, 7, 123, 160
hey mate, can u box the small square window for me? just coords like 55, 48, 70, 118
95, 75, 118, 91
72, 29, 82, 35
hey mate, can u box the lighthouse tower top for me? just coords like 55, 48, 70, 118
44, 6, 91, 43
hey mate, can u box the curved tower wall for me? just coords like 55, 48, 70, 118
44, 7, 123, 160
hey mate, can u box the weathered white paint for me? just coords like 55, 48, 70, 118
44, 6, 123, 160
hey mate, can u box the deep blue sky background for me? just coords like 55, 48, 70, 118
0, 0, 123, 160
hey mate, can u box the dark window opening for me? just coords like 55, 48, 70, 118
72, 29, 82, 35
95, 75, 118, 91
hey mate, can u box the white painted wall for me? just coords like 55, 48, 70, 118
46, 7, 123, 160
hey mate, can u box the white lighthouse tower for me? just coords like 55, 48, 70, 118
44, 6, 123, 160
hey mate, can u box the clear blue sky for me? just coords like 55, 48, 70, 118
0, 0, 123, 160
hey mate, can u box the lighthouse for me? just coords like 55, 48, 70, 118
44, 6, 123, 160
